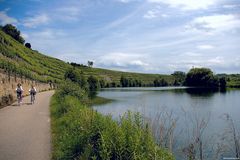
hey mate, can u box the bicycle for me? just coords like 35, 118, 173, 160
30, 93, 35, 104
17, 93, 22, 106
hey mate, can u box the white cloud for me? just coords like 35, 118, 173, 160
97, 52, 149, 70
223, 4, 240, 9
117, 0, 138, 3
118, 0, 131, 3
22, 14, 49, 28
55, 6, 81, 21
186, 14, 240, 33
143, 9, 169, 19
147, 0, 218, 10
0, 10, 18, 25
197, 45, 214, 50
57, 7, 80, 16
21, 32, 29, 39
29, 29, 66, 39
143, 10, 158, 19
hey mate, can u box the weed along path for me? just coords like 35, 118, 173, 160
0, 90, 54, 160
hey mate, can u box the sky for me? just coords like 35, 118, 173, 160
0, 0, 240, 74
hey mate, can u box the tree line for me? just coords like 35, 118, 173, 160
65, 66, 227, 91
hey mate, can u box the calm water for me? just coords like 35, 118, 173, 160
93, 87, 240, 159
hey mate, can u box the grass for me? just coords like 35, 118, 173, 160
83, 96, 113, 106
50, 83, 175, 160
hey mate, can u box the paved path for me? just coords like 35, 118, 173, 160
0, 90, 54, 160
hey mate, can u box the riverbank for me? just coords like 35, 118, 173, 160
50, 82, 174, 160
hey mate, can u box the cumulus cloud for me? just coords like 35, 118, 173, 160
197, 45, 215, 50
0, 10, 18, 25
143, 9, 169, 19
147, 0, 218, 10
143, 10, 158, 19
97, 52, 149, 71
22, 14, 49, 28
186, 14, 240, 33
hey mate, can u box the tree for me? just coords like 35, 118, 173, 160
185, 68, 219, 87
64, 68, 79, 83
172, 71, 186, 86
2, 24, 25, 44
79, 71, 87, 89
219, 77, 226, 88
99, 79, 106, 88
25, 42, 31, 49
120, 75, 129, 87
87, 76, 99, 98
88, 61, 93, 68
153, 77, 168, 87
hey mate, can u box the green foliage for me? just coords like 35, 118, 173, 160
64, 68, 80, 83
25, 42, 31, 49
219, 77, 226, 88
185, 68, 219, 87
99, 79, 106, 88
87, 75, 99, 91
51, 85, 174, 160
120, 75, 142, 87
153, 77, 168, 87
2, 24, 25, 44
172, 71, 186, 86
87, 75, 99, 98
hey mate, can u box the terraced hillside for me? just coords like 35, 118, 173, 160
0, 30, 70, 83
0, 29, 174, 86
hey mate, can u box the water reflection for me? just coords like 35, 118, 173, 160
185, 88, 219, 97
93, 87, 240, 159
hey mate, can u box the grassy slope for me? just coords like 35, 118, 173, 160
79, 67, 174, 85
0, 30, 174, 85
0, 30, 70, 82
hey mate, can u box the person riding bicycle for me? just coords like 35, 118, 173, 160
29, 85, 37, 104
16, 83, 24, 105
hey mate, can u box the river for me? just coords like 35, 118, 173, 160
93, 87, 240, 159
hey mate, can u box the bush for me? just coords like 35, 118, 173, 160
0, 94, 14, 108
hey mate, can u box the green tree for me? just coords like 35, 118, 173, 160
2, 24, 25, 44
172, 71, 186, 86
153, 77, 168, 87
120, 75, 129, 87
64, 68, 79, 83
25, 42, 31, 49
185, 68, 219, 87
219, 77, 226, 88
99, 79, 106, 88
79, 71, 87, 89
87, 76, 99, 98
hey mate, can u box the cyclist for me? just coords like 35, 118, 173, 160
29, 85, 37, 104
16, 83, 24, 106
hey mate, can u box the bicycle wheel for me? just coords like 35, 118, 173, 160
17, 95, 21, 106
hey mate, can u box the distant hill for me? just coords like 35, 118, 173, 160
0, 29, 174, 86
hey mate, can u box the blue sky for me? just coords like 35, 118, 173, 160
0, 0, 240, 74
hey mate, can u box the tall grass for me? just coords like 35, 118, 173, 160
51, 82, 174, 160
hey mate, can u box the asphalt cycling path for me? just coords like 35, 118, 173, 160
0, 90, 54, 160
